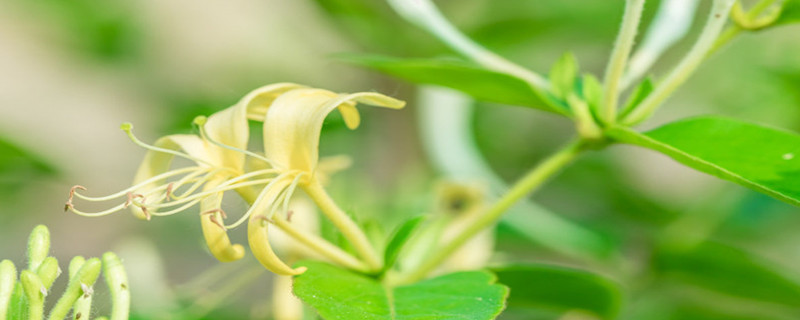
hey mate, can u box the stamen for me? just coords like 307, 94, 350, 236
121, 123, 215, 167
202, 209, 228, 219
143, 178, 274, 210
224, 173, 294, 229
72, 166, 206, 202
280, 173, 306, 218
165, 183, 174, 199
65, 185, 87, 211
68, 203, 128, 217
167, 169, 224, 200
124, 193, 144, 208
141, 206, 151, 221
148, 199, 202, 217
207, 215, 225, 229
194, 116, 277, 167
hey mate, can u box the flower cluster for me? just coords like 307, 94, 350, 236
66, 83, 404, 275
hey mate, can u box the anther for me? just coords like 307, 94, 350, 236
125, 192, 144, 208
207, 215, 226, 229
165, 183, 175, 200
65, 185, 87, 211
201, 208, 228, 219
286, 210, 294, 222
141, 206, 152, 221
257, 215, 275, 226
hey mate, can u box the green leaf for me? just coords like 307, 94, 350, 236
339, 54, 567, 115
293, 261, 508, 320
580, 73, 603, 113
492, 264, 621, 319
654, 241, 800, 306
607, 117, 800, 206
620, 77, 654, 116
382, 216, 425, 272
776, 0, 800, 26
549, 52, 579, 100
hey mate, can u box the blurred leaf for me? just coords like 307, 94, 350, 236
654, 241, 800, 306
580, 73, 603, 113
340, 54, 567, 115
549, 52, 579, 100
293, 261, 508, 320
620, 77, 654, 116
21, 0, 141, 61
492, 264, 621, 319
608, 117, 800, 206
382, 216, 425, 272
776, 0, 800, 26
311, 0, 430, 54
0, 137, 58, 200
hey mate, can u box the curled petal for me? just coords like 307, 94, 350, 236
247, 177, 306, 275
131, 134, 211, 220
202, 83, 306, 170
200, 182, 245, 262
248, 217, 307, 276
263, 89, 405, 173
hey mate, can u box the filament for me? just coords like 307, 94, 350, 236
194, 116, 277, 168
73, 167, 206, 202
121, 123, 216, 167
224, 172, 294, 229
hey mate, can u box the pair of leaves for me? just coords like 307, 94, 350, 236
609, 116, 800, 206
293, 261, 622, 320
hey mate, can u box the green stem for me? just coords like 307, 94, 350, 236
272, 217, 370, 272
707, 0, 778, 56
601, 0, 646, 124
303, 180, 383, 271
400, 139, 587, 283
623, 0, 735, 125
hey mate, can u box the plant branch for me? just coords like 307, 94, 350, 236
622, 0, 735, 125
400, 139, 587, 283
602, 0, 646, 124
707, 0, 779, 56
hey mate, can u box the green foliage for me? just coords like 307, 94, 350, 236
548, 52, 579, 100
339, 54, 566, 115
654, 241, 800, 307
493, 264, 621, 319
0, 138, 58, 205
607, 117, 800, 206
293, 261, 508, 320
620, 77, 654, 116
382, 216, 425, 273
776, 0, 800, 26
580, 74, 604, 113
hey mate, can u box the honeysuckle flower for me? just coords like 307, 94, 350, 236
66, 83, 405, 276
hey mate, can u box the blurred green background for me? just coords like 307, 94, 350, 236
1, 0, 799, 319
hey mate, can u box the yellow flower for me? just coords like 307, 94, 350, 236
67, 83, 404, 275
